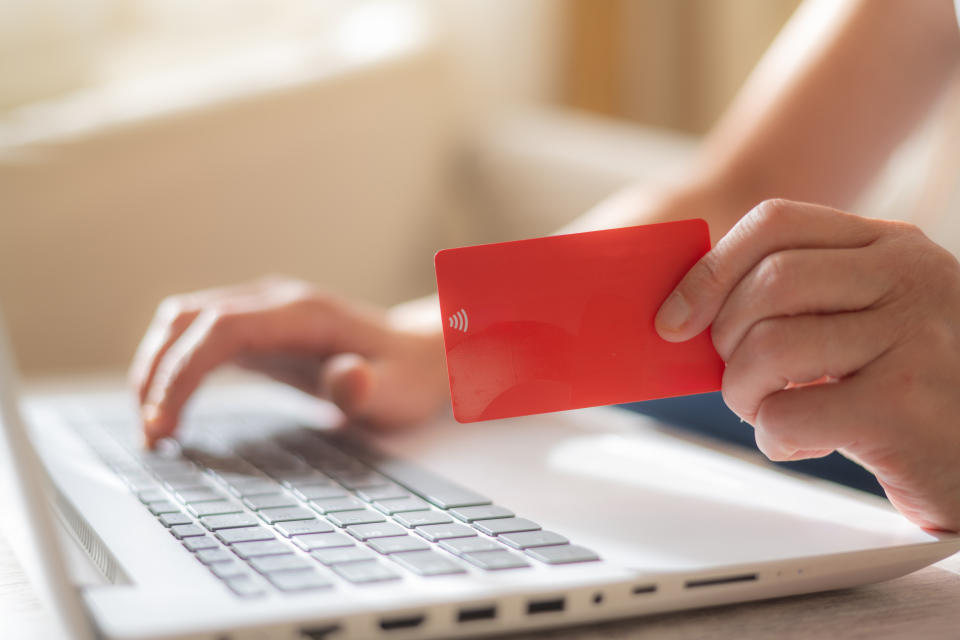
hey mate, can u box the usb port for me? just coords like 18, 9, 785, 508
527, 597, 566, 615
457, 605, 497, 623
379, 614, 425, 631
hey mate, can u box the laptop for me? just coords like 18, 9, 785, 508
2, 310, 958, 640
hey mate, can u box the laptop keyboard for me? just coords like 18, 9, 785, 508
68, 410, 600, 598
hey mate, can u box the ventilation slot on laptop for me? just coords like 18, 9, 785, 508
527, 597, 566, 615
54, 490, 126, 584
378, 614, 425, 631
684, 573, 758, 589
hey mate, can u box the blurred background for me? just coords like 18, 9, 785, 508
1, 0, 956, 377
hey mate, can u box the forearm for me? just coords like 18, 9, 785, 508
700, 0, 960, 210
567, 0, 960, 240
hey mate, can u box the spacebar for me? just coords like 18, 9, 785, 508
372, 459, 492, 509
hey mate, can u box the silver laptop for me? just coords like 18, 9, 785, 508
2, 310, 958, 640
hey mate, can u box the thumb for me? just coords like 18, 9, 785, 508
321, 352, 376, 417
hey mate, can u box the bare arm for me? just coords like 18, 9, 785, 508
565, 0, 960, 238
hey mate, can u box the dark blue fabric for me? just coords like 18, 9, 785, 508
621, 392, 885, 497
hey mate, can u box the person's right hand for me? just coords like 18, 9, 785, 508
129, 277, 450, 448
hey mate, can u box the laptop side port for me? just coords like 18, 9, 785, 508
457, 605, 497, 623
631, 584, 658, 595
300, 624, 341, 639
527, 597, 566, 615
379, 614, 426, 631
684, 573, 758, 589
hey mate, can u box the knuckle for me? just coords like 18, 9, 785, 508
753, 252, 792, 295
887, 219, 923, 239
744, 318, 788, 366
691, 250, 725, 295
156, 295, 185, 321
300, 288, 337, 315
750, 198, 793, 231
924, 241, 960, 275
200, 308, 239, 338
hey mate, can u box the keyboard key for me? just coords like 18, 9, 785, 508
394, 511, 453, 528
175, 488, 223, 504
137, 489, 167, 503
293, 532, 355, 551
356, 485, 410, 502
282, 474, 334, 490
327, 510, 386, 527
226, 477, 279, 497
216, 526, 276, 545
243, 493, 297, 510
183, 536, 220, 551
224, 574, 266, 598
462, 550, 531, 571
273, 469, 328, 486
525, 545, 600, 564
372, 497, 430, 515
367, 536, 430, 555
332, 561, 400, 584
170, 524, 206, 539
163, 476, 209, 491
195, 548, 235, 564
438, 537, 503, 556
275, 519, 334, 537
232, 540, 293, 559
391, 550, 467, 577
332, 470, 390, 490
249, 554, 313, 574
158, 512, 193, 527
259, 507, 315, 525
267, 570, 333, 592
499, 530, 568, 549
312, 547, 375, 565
374, 459, 492, 509
309, 497, 365, 514
188, 501, 242, 517
345, 522, 407, 541
449, 505, 514, 522
211, 560, 250, 580
295, 485, 348, 501
201, 513, 260, 530
147, 501, 180, 515
415, 523, 476, 542
473, 518, 540, 536
145, 459, 195, 476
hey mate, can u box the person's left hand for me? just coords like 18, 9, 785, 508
655, 199, 960, 531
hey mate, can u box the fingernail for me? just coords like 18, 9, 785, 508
141, 403, 160, 434
656, 291, 690, 333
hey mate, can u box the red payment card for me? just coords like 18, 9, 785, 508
434, 219, 723, 422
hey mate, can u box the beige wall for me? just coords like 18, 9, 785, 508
0, 49, 465, 375
563, 0, 801, 133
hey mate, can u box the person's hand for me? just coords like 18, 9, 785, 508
655, 199, 960, 531
129, 277, 450, 448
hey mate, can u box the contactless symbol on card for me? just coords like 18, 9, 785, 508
434, 219, 724, 423
447, 308, 469, 332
